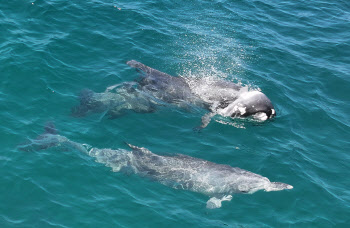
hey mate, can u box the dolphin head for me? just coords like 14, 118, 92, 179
217, 91, 276, 121
265, 182, 293, 192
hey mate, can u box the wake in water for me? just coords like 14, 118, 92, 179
20, 124, 293, 209
72, 60, 276, 130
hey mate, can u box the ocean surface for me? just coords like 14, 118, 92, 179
1, 0, 350, 227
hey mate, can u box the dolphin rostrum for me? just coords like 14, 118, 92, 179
21, 124, 293, 209
72, 60, 276, 129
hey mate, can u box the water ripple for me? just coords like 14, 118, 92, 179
0, 0, 349, 227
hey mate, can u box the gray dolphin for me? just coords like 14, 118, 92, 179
21, 124, 293, 209
72, 60, 276, 128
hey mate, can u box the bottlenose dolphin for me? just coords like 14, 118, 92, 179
72, 60, 276, 129
21, 124, 293, 209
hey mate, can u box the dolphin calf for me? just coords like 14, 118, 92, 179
21, 124, 293, 209
72, 60, 276, 129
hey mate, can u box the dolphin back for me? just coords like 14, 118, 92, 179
127, 60, 196, 102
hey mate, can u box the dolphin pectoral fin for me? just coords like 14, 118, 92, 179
206, 195, 233, 209
192, 126, 203, 133
206, 197, 222, 209
194, 112, 216, 131
106, 110, 126, 119
221, 195, 233, 202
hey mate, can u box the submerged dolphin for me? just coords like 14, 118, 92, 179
72, 60, 276, 129
21, 124, 293, 209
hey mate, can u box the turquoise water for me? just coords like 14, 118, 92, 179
1, 0, 350, 227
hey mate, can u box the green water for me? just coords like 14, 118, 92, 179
1, 0, 349, 227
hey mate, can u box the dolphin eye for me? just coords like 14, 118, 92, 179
266, 109, 272, 118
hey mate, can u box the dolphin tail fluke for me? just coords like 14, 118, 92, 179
71, 89, 95, 117
19, 124, 87, 154
265, 182, 293, 192
18, 122, 59, 152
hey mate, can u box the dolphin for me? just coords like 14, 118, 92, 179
20, 124, 293, 209
72, 60, 276, 129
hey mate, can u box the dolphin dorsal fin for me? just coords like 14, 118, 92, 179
126, 60, 173, 79
125, 143, 152, 154
44, 122, 57, 135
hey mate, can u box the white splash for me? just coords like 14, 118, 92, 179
238, 107, 246, 115
184, 76, 245, 104
214, 120, 246, 129
252, 112, 268, 121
